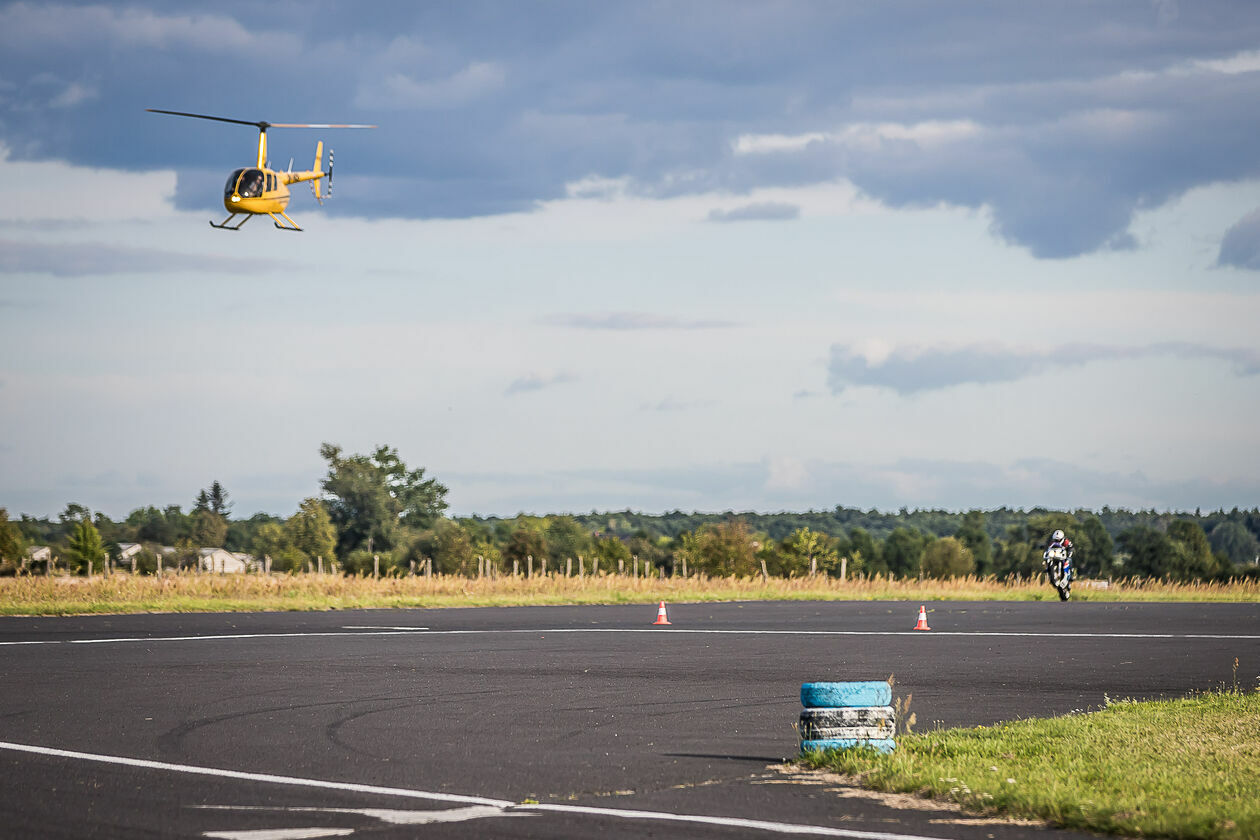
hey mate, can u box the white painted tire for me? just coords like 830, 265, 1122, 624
800, 681, 891, 708
799, 706, 895, 727
800, 724, 896, 741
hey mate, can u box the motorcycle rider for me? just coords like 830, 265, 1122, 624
1044, 529, 1074, 582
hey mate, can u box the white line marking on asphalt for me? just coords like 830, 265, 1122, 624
1, 627, 1255, 647
362, 628, 1260, 641
0, 630, 431, 647
0, 740, 955, 839
340, 626, 429, 631
198, 804, 529, 825
204, 829, 352, 839
0, 741, 509, 806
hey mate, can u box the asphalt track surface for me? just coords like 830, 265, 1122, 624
0, 600, 1256, 839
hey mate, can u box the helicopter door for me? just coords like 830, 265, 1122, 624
236, 169, 265, 198
224, 168, 247, 199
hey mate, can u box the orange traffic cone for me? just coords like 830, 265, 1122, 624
914, 605, 930, 631
652, 601, 671, 625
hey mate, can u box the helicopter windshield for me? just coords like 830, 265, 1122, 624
224, 168, 266, 199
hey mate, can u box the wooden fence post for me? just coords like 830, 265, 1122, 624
578, 556, 584, 579
527, 555, 533, 578
318, 555, 323, 575
760, 558, 769, 582
410, 559, 416, 575
810, 556, 816, 577
566, 557, 572, 578
681, 555, 687, 578
840, 556, 847, 581
373, 554, 379, 579
87, 559, 92, 578
618, 558, 624, 575
513, 558, 519, 577
633, 555, 638, 579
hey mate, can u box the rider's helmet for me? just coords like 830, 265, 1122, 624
1051, 529, 1065, 542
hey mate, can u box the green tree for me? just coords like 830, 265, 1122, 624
780, 527, 838, 576
319, 443, 449, 557
1077, 515, 1115, 577
0, 508, 27, 575
285, 499, 337, 564
207, 481, 232, 517
67, 517, 107, 574
841, 527, 881, 576
954, 511, 992, 576
1208, 521, 1260, 566
545, 516, 593, 566
190, 509, 228, 547
418, 519, 477, 576
921, 536, 976, 579
1167, 520, 1218, 581
687, 519, 759, 577
253, 522, 305, 573
592, 535, 631, 570
503, 523, 547, 574
1117, 526, 1176, 579
882, 527, 927, 578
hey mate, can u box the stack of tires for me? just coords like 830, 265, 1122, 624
799, 681, 895, 754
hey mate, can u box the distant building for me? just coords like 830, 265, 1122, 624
198, 548, 249, 573
24, 546, 51, 570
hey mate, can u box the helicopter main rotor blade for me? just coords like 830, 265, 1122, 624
146, 109, 268, 129
268, 123, 377, 129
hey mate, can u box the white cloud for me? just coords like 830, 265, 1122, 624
733, 121, 982, 157
0, 145, 176, 222
707, 201, 799, 222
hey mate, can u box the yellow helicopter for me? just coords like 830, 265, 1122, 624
147, 109, 375, 231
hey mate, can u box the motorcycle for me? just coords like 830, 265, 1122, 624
1044, 546, 1072, 601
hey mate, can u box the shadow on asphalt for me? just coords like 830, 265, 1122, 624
663, 752, 785, 763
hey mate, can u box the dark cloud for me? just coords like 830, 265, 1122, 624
828, 342, 1260, 394
3, 2, 1260, 255
0, 239, 283, 276
1217, 208, 1260, 270
707, 201, 799, 222
539, 312, 737, 330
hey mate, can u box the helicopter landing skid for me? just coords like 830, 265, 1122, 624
210, 213, 250, 231
268, 211, 303, 232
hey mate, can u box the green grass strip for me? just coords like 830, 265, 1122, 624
800, 691, 1260, 839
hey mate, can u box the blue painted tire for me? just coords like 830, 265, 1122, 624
800, 738, 895, 754
800, 681, 891, 708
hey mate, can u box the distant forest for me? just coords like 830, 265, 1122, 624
3, 444, 1258, 582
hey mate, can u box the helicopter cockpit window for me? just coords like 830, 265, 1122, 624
224, 168, 247, 199
237, 169, 265, 198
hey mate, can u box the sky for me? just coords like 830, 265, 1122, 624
1, 0, 1259, 520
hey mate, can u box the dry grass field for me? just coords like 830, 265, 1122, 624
0, 572, 1255, 615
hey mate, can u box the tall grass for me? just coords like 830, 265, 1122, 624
800, 689, 1260, 839
0, 572, 1256, 615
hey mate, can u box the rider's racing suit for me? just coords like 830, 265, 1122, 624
1044, 538, 1074, 582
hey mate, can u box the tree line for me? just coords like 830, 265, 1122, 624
2, 444, 1258, 582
